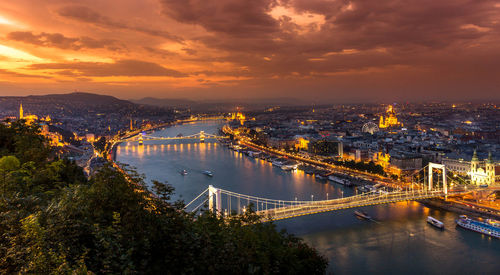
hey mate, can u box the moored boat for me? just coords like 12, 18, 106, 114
281, 161, 298, 171
427, 216, 444, 229
315, 174, 327, 180
455, 215, 500, 238
328, 175, 352, 186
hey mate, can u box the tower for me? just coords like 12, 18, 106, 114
379, 115, 385, 128
19, 103, 24, 119
470, 149, 478, 174
486, 152, 495, 185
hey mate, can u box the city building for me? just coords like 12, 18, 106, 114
379, 105, 401, 129
389, 153, 422, 176
469, 151, 496, 185
228, 112, 247, 125
294, 137, 309, 151
443, 150, 497, 185
19, 103, 38, 124
442, 157, 471, 175
85, 133, 96, 142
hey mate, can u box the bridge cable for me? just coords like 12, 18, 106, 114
184, 188, 209, 210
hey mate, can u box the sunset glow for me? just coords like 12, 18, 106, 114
0, 0, 499, 101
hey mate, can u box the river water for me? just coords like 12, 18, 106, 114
116, 120, 499, 274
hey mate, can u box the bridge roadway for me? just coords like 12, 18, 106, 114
118, 132, 228, 143
244, 188, 489, 221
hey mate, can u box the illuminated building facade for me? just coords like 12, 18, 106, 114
40, 123, 64, 146
18, 103, 38, 124
294, 137, 309, 151
469, 150, 496, 185
379, 105, 401, 128
229, 112, 246, 125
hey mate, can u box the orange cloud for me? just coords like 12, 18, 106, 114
0, 0, 498, 101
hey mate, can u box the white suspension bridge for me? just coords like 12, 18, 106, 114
118, 131, 229, 144
184, 163, 498, 221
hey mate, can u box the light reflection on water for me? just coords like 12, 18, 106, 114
117, 120, 500, 274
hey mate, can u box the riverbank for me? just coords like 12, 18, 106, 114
231, 136, 399, 189
421, 198, 500, 220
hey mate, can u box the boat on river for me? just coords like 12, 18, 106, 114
354, 210, 372, 220
179, 169, 188, 175
427, 216, 444, 229
455, 215, 500, 238
202, 170, 213, 177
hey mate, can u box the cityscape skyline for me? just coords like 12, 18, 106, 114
1, 1, 499, 273
1, 0, 500, 101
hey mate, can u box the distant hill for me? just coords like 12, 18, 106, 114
0, 92, 175, 136
28, 92, 131, 105
0, 92, 170, 119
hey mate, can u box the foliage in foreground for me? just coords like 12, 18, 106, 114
0, 121, 328, 274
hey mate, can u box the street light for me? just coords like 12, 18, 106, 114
311, 195, 314, 201
327, 193, 329, 200
341, 190, 344, 198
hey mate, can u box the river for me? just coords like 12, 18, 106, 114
116, 120, 499, 274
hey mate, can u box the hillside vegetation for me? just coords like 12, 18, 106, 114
0, 121, 327, 274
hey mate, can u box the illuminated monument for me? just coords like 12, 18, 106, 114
469, 150, 496, 185
19, 103, 38, 124
379, 105, 401, 128
229, 112, 246, 125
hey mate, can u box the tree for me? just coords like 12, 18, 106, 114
0, 156, 20, 196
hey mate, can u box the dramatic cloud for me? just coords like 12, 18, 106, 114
0, 0, 498, 101
7, 31, 118, 50
160, 0, 280, 36
28, 60, 187, 77
0, 68, 52, 79
57, 5, 182, 42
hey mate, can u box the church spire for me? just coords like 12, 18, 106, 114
487, 151, 493, 164
471, 149, 478, 161
19, 103, 23, 119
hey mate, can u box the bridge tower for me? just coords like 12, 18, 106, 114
199, 131, 205, 143
208, 185, 221, 214
428, 163, 447, 194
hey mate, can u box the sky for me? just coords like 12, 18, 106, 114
0, 0, 499, 102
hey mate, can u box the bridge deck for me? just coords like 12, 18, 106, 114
254, 189, 469, 221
